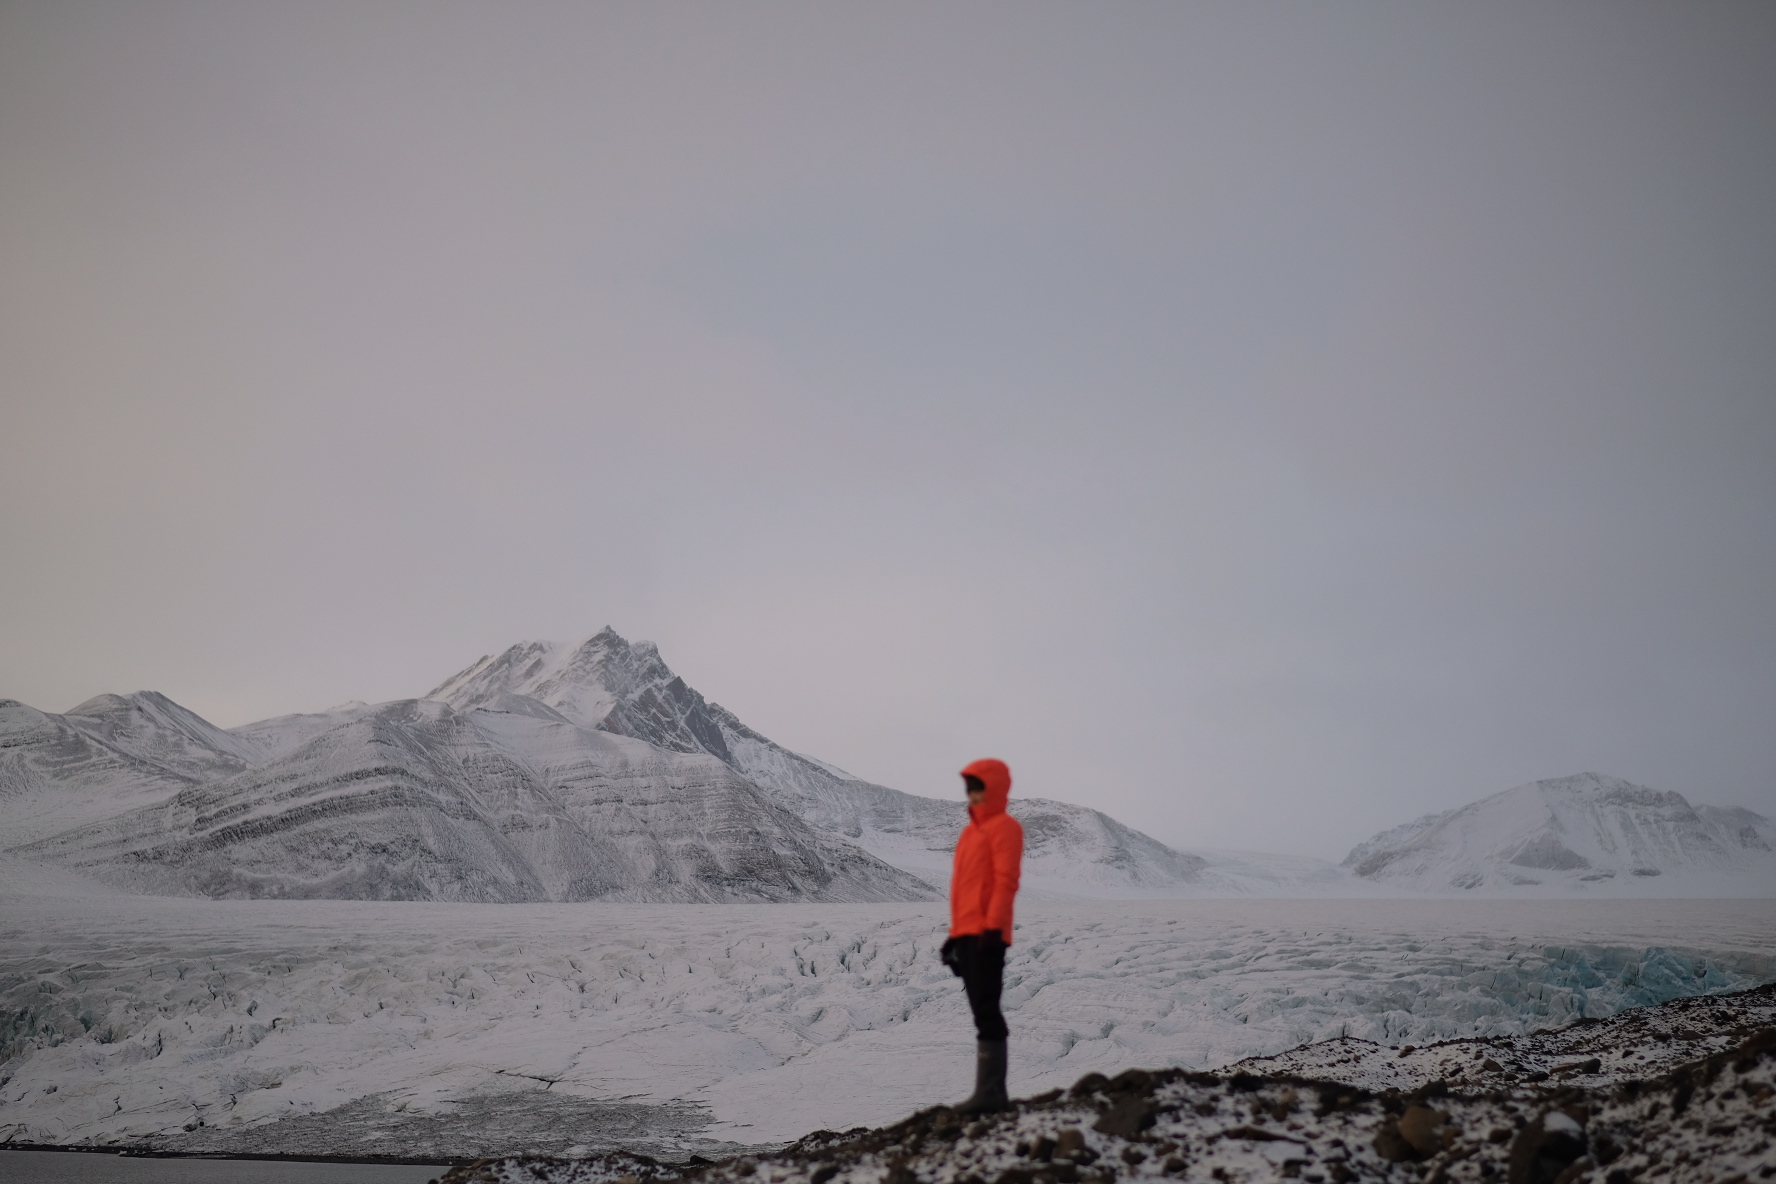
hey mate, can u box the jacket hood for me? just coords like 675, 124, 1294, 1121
962, 758, 1011, 820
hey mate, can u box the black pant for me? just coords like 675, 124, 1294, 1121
961, 937, 1008, 1041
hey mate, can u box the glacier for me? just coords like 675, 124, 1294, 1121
0, 891, 1769, 1159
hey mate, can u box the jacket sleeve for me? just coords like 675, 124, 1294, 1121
985, 816, 1023, 939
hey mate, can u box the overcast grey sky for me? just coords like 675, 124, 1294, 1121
3, 2, 1773, 858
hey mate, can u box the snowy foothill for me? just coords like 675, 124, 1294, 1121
1, 891, 1771, 1161
1343, 773, 1776, 897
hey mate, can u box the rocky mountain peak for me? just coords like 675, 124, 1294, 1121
426, 628, 735, 762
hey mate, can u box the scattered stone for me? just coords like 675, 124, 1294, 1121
1397, 1105, 1452, 1157
1053, 1129, 1094, 1164
1508, 1110, 1587, 1184
1371, 1118, 1417, 1163
440, 983, 1776, 1184
1092, 1096, 1156, 1137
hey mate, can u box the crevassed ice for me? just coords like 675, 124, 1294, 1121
0, 897, 1770, 1151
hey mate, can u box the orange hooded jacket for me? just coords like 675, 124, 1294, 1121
949, 758, 1024, 944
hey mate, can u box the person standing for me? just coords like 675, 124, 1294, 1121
940, 758, 1024, 1114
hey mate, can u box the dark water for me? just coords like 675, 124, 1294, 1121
153, 1092, 717, 1162
0, 1150, 446, 1183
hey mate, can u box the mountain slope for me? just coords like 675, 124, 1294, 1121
61, 690, 265, 776
1344, 772, 1776, 895
19, 697, 935, 903
0, 699, 205, 846
428, 630, 1207, 893
229, 700, 379, 762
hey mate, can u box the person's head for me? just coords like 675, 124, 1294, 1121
960, 759, 1012, 816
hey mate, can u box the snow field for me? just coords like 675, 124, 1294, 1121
1, 897, 1771, 1156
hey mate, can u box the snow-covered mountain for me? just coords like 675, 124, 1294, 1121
7, 694, 933, 903
0, 697, 212, 846
1344, 772, 1776, 895
3, 627, 1209, 901
428, 629, 1208, 893
60, 690, 266, 776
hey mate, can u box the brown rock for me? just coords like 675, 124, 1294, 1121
1508, 1113, 1587, 1184
1093, 1096, 1157, 1137
1070, 1073, 1111, 1097
1054, 1129, 1096, 1164
1372, 1119, 1418, 1163
1109, 1069, 1155, 1093
1399, 1105, 1451, 1157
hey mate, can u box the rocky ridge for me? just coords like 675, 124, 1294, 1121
439, 983, 1776, 1184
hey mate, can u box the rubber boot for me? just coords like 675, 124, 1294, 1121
957, 1039, 1008, 1114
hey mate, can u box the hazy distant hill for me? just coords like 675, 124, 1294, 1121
1344, 772, 1776, 895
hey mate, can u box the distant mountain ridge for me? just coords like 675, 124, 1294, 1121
1344, 772, 1776, 895
17, 696, 927, 902
0, 627, 1207, 901
12, 633, 1770, 902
